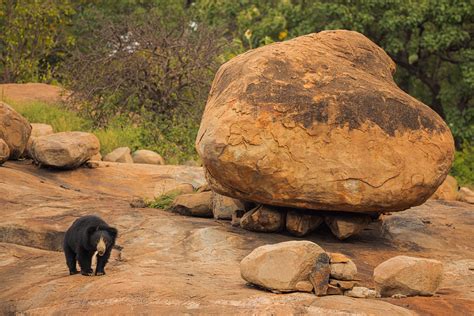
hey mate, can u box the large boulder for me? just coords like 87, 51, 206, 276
374, 255, 443, 297
240, 240, 328, 292
132, 149, 165, 165
30, 132, 100, 169
0, 101, 31, 159
0, 138, 10, 164
103, 147, 133, 163
196, 30, 454, 213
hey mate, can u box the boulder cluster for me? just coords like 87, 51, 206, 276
240, 241, 443, 299
0, 101, 166, 169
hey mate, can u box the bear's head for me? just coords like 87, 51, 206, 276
87, 226, 118, 256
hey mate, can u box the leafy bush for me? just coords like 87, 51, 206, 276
147, 191, 181, 210
452, 143, 474, 186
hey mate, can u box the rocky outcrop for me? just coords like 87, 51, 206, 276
132, 149, 165, 165
0, 101, 31, 159
374, 255, 443, 297
30, 132, 100, 169
286, 210, 323, 237
325, 214, 371, 240
169, 192, 213, 218
211, 192, 245, 220
103, 147, 133, 163
430, 175, 458, 201
240, 241, 328, 293
0, 138, 10, 164
240, 205, 285, 232
196, 30, 454, 214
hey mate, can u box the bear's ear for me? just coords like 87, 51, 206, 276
106, 226, 118, 239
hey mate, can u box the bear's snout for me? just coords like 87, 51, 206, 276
97, 236, 106, 256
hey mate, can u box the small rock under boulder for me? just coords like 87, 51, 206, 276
0, 138, 10, 164
211, 191, 245, 220
430, 175, 458, 201
169, 192, 213, 218
286, 210, 323, 237
30, 132, 100, 169
0, 101, 31, 159
374, 255, 443, 297
240, 204, 285, 233
325, 214, 371, 240
103, 147, 133, 163
240, 240, 328, 293
132, 149, 165, 165
344, 286, 377, 298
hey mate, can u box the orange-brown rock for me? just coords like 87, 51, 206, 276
430, 175, 458, 201
30, 132, 100, 169
0, 102, 31, 159
196, 30, 454, 213
0, 139, 10, 164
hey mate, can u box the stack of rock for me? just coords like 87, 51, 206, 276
240, 241, 443, 299
195, 30, 455, 239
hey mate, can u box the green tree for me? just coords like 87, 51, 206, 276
0, 0, 75, 83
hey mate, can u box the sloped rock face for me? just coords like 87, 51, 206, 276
0, 102, 31, 159
30, 132, 100, 169
196, 30, 454, 213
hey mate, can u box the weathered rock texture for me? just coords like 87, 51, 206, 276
30, 123, 54, 137
325, 214, 371, 240
169, 192, 213, 218
240, 241, 327, 292
286, 210, 323, 237
0, 102, 31, 159
30, 132, 100, 169
240, 205, 285, 232
196, 30, 454, 213
211, 191, 245, 220
430, 175, 458, 201
374, 255, 443, 297
0, 139, 10, 164
132, 149, 165, 165
459, 187, 474, 204
104, 147, 133, 163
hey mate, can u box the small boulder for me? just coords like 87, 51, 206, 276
103, 147, 133, 163
211, 192, 245, 220
458, 187, 474, 204
30, 123, 54, 137
326, 284, 343, 295
240, 204, 286, 232
430, 175, 458, 201
329, 279, 356, 290
240, 240, 327, 292
154, 180, 195, 197
163, 183, 195, 196
0, 139, 10, 164
132, 149, 165, 165
30, 132, 100, 169
0, 101, 31, 159
130, 197, 147, 208
374, 255, 443, 297
345, 286, 377, 298
169, 192, 212, 218
325, 214, 371, 240
330, 257, 358, 281
286, 210, 323, 237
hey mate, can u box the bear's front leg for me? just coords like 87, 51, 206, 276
95, 248, 112, 276
77, 248, 94, 276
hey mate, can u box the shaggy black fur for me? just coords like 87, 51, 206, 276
63, 215, 118, 276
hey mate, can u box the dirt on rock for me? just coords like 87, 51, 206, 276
0, 161, 473, 315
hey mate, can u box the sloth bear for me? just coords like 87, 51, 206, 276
64, 215, 118, 276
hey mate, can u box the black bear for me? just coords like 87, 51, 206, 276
63, 215, 118, 276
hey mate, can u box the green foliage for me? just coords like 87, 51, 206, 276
452, 144, 474, 186
0, 0, 75, 83
6, 100, 91, 132
146, 191, 180, 209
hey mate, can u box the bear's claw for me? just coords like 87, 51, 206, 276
81, 270, 94, 276
95, 271, 105, 276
